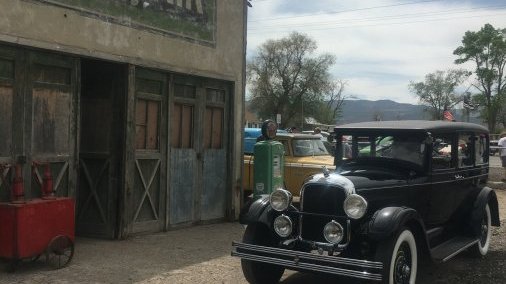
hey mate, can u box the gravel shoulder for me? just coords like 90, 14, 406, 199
0, 170, 505, 284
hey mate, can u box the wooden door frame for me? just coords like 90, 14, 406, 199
121, 65, 167, 237
119, 64, 136, 239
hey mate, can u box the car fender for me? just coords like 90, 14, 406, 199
239, 195, 298, 227
470, 187, 500, 234
368, 207, 426, 241
239, 195, 270, 225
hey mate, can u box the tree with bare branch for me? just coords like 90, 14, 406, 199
311, 80, 348, 125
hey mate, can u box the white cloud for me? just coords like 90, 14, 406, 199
246, 0, 506, 104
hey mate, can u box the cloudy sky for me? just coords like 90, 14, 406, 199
246, 0, 506, 104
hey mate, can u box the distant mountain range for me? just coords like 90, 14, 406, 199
337, 99, 481, 125
245, 99, 483, 127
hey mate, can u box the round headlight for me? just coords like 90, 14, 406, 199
270, 189, 292, 212
344, 194, 368, 219
323, 220, 344, 244
274, 214, 292, 237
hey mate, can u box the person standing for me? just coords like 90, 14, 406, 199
499, 132, 506, 182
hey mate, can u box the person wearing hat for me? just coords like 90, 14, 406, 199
499, 132, 506, 182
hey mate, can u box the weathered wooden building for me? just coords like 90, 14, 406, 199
0, 0, 246, 239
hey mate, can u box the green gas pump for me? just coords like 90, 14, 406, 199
253, 120, 285, 198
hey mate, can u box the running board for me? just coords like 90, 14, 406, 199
430, 236, 478, 262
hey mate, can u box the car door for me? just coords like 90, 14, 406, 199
427, 133, 458, 225
452, 132, 489, 215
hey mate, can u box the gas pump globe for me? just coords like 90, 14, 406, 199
253, 120, 285, 198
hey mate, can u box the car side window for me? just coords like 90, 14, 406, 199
458, 133, 473, 168
475, 133, 488, 165
432, 135, 454, 170
280, 140, 289, 156
293, 140, 311, 156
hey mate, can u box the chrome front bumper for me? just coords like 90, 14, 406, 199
231, 241, 383, 281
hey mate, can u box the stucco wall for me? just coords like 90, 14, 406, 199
0, 0, 246, 219
0, 0, 244, 79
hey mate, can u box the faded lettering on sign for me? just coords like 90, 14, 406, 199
36, 0, 216, 43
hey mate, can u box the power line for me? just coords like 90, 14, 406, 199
248, 11, 506, 34
249, 0, 442, 22
248, 5, 506, 31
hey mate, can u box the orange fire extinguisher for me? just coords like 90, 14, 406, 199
42, 163, 54, 198
11, 164, 25, 203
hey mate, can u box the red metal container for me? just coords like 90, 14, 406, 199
0, 197, 75, 269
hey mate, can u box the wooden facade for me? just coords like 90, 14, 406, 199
0, 0, 246, 239
0, 47, 78, 202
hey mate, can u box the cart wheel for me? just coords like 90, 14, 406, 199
45, 235, 74, 269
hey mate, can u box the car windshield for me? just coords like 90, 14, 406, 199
292, 139, 329, 156
337, 133, 426, 167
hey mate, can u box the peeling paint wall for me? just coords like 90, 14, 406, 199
0, 0, 243, 81
0, 0, 246, 220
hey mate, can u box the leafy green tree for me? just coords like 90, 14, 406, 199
454, 23, 506, 132
247, 32, 336, 129
409, 69, 470, 120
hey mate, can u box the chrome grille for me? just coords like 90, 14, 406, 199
300, 184, 347, 242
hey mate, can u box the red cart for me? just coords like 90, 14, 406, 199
0, 163, 75, 271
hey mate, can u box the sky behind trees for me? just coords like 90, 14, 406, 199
246, 0, 506, 104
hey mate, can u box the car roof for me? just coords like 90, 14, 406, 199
302, 130, 330, 136
244, 128, 262, 138
276, 133, 323, 139
334, 120, 488, 134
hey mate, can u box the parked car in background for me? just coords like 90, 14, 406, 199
302, 130, 335, 155
490, 138, 499, 156
244, 128, 288, 154
234, 121, 499, 284
244, 128, 262, 154
356, 135, 394, 156
243, 131, 334, 198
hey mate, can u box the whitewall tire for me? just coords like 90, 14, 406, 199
470, 204, 491, 257
376, 228, 418, 284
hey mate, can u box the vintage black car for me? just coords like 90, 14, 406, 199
232, 121, 500, 284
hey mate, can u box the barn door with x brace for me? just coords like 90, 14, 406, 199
128, 68, 167, 234
76, 60, 126, 239
0, 46, 20, 202
28, 52, 78, 200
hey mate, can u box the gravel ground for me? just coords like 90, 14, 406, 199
0, 169, 505, 284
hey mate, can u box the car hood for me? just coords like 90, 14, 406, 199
338, 169, 408, 189
288, 155, 335, 167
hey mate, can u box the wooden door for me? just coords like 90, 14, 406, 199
28, 52, 78, 199
0, 47, 18, 201
130, 69, 166, 233
169, 76, 198, 225
168, 77, 231, 224
200, 84, 229, 221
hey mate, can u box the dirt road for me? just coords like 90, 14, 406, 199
1, 190, 505, 284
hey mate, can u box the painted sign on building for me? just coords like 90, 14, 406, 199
37, 0, 216, 43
